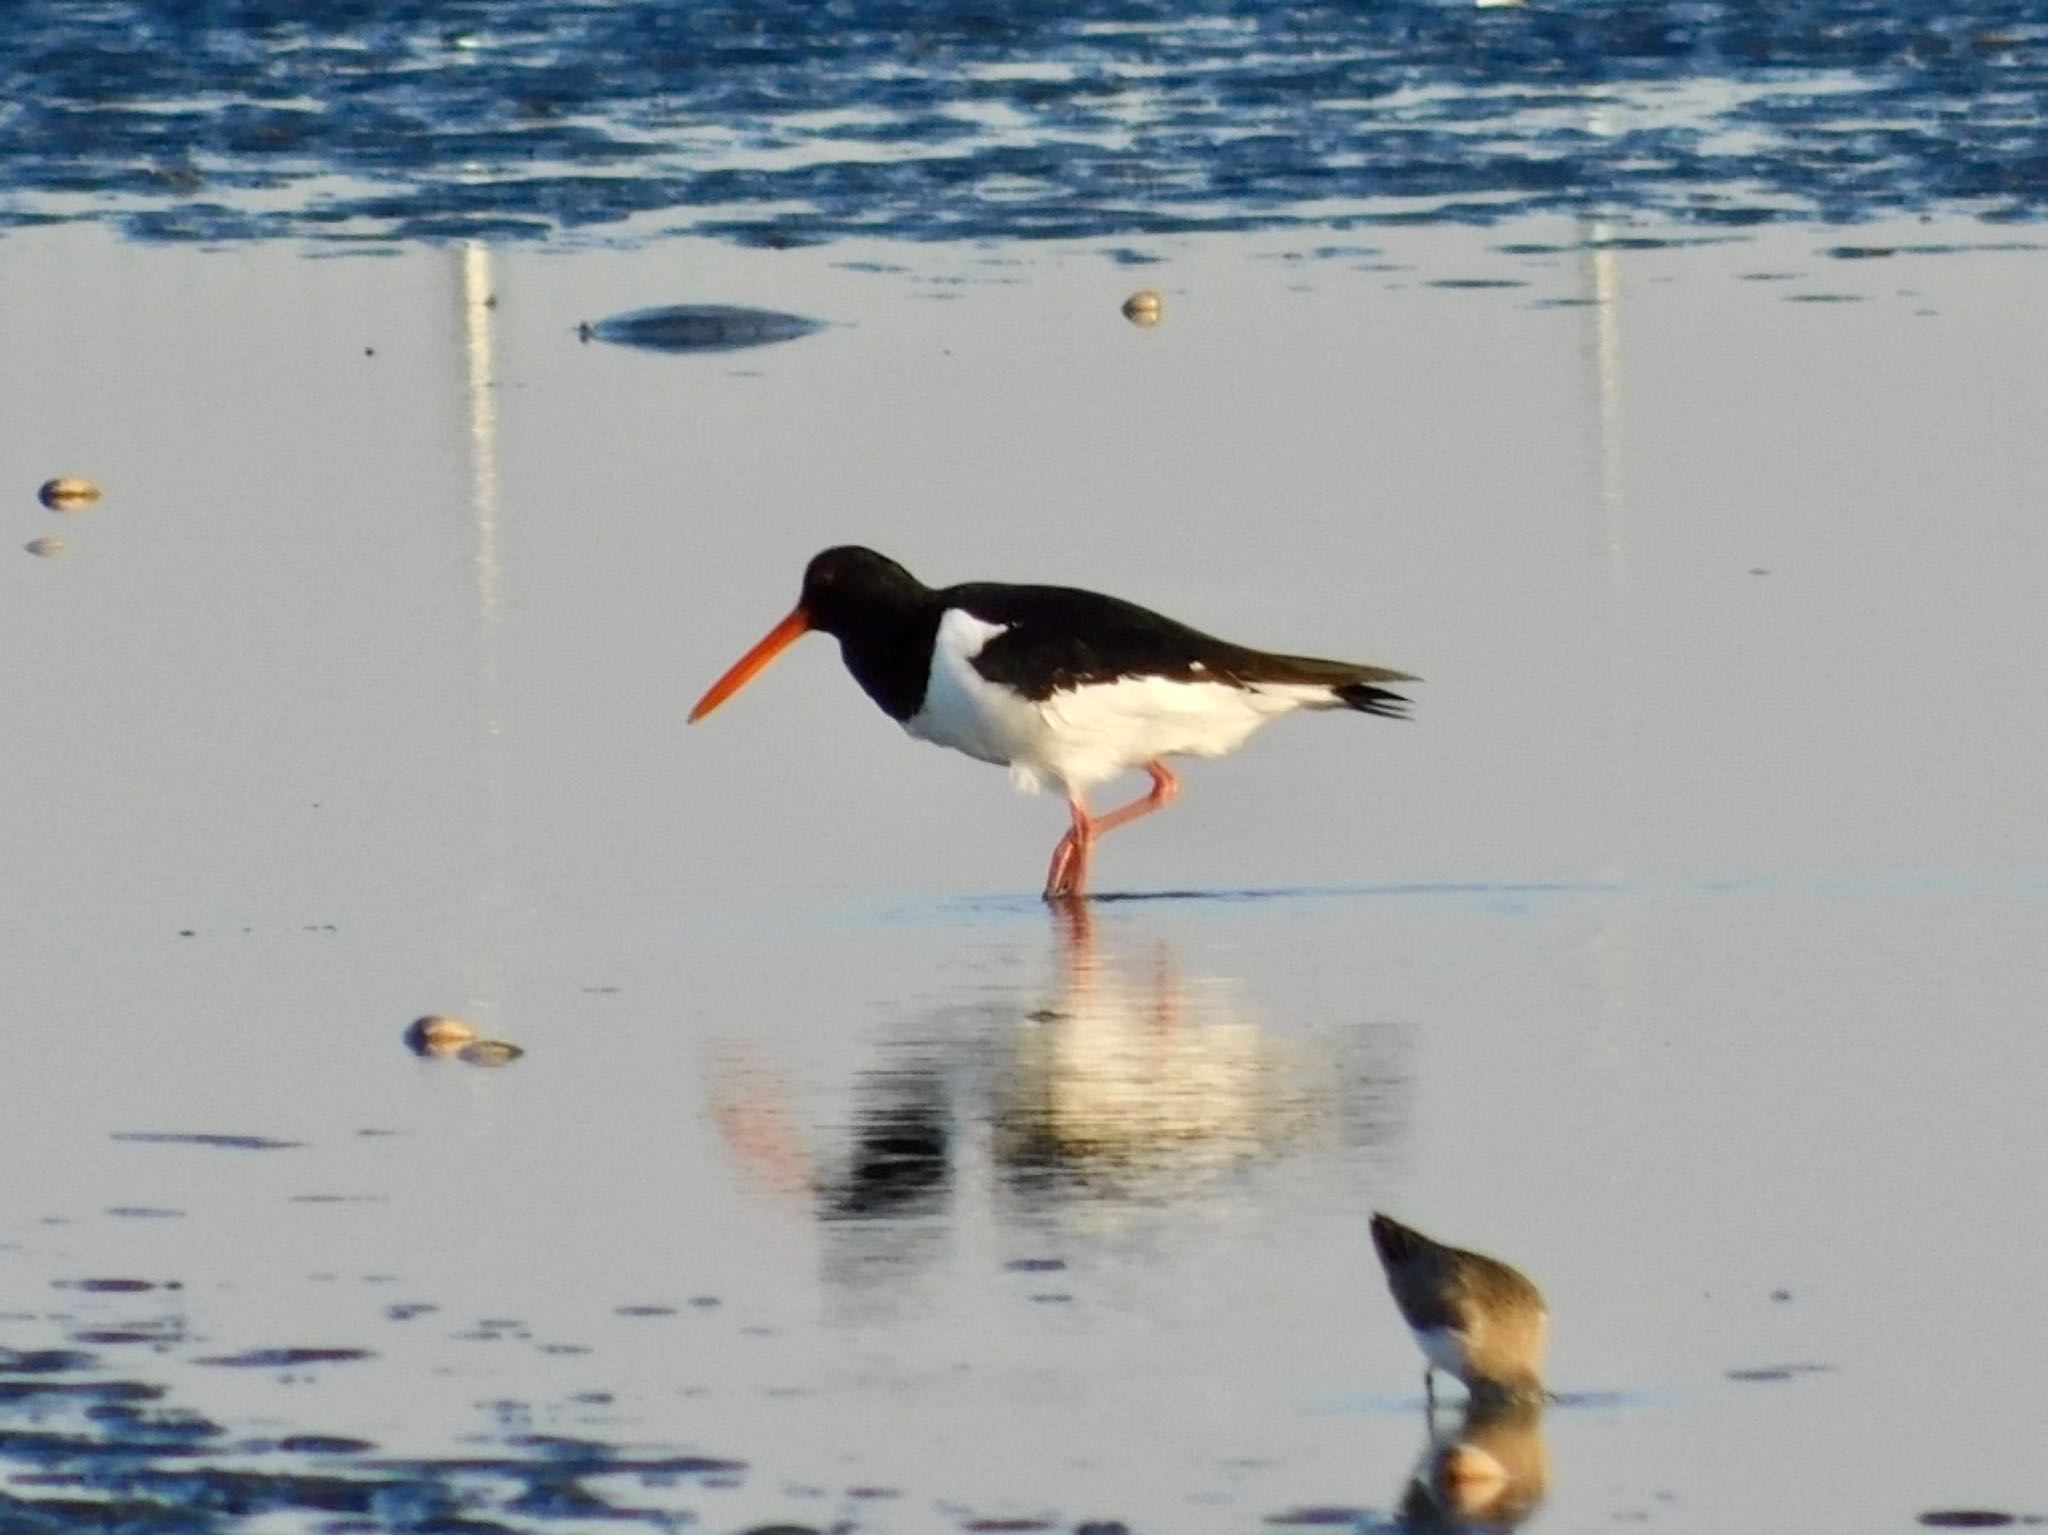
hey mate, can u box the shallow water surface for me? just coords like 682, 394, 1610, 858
3, 185, 2047, 1530
3, 880, 2045, 1531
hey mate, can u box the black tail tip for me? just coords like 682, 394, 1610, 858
1339, 682, 1411, 720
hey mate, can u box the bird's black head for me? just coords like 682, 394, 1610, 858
689, 546, 935, 726
798, 546, 931, 637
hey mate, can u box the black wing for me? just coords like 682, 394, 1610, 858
948, 581, 1415, 716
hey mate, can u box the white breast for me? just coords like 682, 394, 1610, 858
904, 610, 1057, 787
1416, 1325, 1473, 1380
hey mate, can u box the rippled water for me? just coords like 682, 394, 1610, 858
0, 1343, 731, 1533
6, 0, 2048, 246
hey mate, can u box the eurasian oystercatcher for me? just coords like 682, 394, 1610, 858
1370, 1212, 1549, 1408
689, 546, 1415, 900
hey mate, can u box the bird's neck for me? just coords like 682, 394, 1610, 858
834, 599, 943, 722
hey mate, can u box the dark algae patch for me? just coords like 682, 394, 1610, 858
583, 304, 825, 354
1266, 1508, 1373, 1527
1, 1348, 100, 1377
112, 1132, 303, 1151
1725, 1362, 1836, 1382
274, 1434, 377, 1455
192, 1347, 373, 1368
53, 1276, 170, 1293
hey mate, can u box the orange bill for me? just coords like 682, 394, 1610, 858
689, 605, 812, 722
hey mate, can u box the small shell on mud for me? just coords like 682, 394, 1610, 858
1121, 290, 1163, 326
39, 477, 102, 510
405, 1015, 480, 1056
25, 536, 66, 558
457, 1040, 525, 1067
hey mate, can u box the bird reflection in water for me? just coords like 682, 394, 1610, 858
1398, 1395, 1549, 1532
992, 902, 1371, 1203
709, 904, 1409, 1299
817, 1058, 953, 1222
708, 1041, 960, 1307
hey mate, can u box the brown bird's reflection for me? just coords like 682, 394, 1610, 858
1399, 1396, 1549, 1532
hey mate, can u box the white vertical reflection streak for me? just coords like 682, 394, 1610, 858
1578, 117, 1634, 884
463, 241, 503, 632
1586, 225, 1632, 879
461, 240, 509, 1021
1579, 176, 1646, 1181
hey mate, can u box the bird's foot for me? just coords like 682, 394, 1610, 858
1043, 830, 1090, 901
1043, 804, 1095, 901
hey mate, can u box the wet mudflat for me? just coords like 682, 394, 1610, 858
4, 213, 2048, 1532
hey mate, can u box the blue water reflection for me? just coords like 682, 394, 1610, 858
5, 1, 2046, 246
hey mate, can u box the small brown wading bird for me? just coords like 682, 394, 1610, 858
1370, 1212, 1548, 1409
688, 547, 1415, 900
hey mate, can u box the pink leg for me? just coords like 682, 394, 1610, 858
1043, 797, 1092, 902
1091, 761, 1181, 836
1041, 762, 1182, 902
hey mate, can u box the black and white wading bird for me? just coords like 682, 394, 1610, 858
689, 547, 1416, 900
